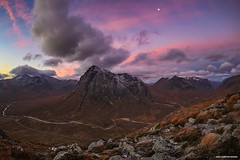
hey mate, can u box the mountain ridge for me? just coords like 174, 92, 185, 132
0, 74, 77, 103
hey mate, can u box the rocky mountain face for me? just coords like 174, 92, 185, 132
154, 76, 214, 90
74, 65, 150, 103
62, 65, 155, 123
0, 74, 77, 102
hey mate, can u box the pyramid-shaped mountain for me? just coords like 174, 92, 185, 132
58, 66, 173, 124
73, 65, 150, 103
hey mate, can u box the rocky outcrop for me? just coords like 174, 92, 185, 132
1, 92, 239, 159
65, 65, 154, 122
74, 65, 150, 103
48, 92, 240, 160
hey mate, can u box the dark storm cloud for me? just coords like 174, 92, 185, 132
134, 30, 160, 46
43, 58, 63, 67
23, 53, 32, 61
33, 54, 42, 60
135, 30, 150, 46
159, 48, 191, 63
23, 53, 42, 61
10, 65, 56, 76
129, 53, 153, 65
97, 48, 129, 68
31, 0, 129, 68
205, 54, 225, 62
0, 73, 8, 79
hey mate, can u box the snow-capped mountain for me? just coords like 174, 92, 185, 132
0, 74, 77, 102
154, 75, 214, 90
149, 76, 215, 106
74, 65, 150, 102
60, 65, 166, 124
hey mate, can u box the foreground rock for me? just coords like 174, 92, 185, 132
48, 92, 240, 160
1, 92, 239, 159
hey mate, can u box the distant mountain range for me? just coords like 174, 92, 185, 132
153, 76, 214, 90
0, 74, 77, 102
0, 65, 240, 149
0, 66, 239, 106
150, 74, 239, 106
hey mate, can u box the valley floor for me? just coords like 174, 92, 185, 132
0, 92, 240, 159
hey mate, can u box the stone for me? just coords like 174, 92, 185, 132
52, 146, 67, 154
222, 124, 233, 136
149, 123, 160, 132
68, 143, 82, 154
121, 142, 134, 155
151, 153, 176, 160
152, 140, 169, 153
162, 128, 171, 133
184, 122, 192, 127
207, 118, 218, 125
237, 100, 240, 104
136, 139, 153, 148
232, 104, 240, 110
169, 139, 178, 145
232, 126, 240, 138
136, 146, 154, 157
53, 151, 68, 160
88, 139, 105, 150
120, 137, 128, 142
109, 155, 131, 160
188, 118, 196, 124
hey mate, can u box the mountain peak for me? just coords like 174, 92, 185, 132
87, 65, 107, 73
88, 65, 100, 70
154, 75, 213, 90
171, 75, 180, 79
74, 66, 150, 103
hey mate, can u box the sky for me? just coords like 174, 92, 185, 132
0, 0, 240, 83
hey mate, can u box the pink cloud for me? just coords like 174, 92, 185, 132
14, 39, 30, 47
0, 0, 21, 34
52, 63, 80, 78
0, 0, 30, 47
14, 0, 32, 25
72, 0, 203, 31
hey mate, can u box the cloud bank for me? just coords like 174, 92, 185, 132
159, 48, 192, 63
31, 0, 129, 69
0, 73, 8, 80
10, 65, 56, 76
23, 53, 42, 61
43, 58, 63, 67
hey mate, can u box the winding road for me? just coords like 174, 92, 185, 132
1, 103, 151, 131
2, 104, 11, 116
